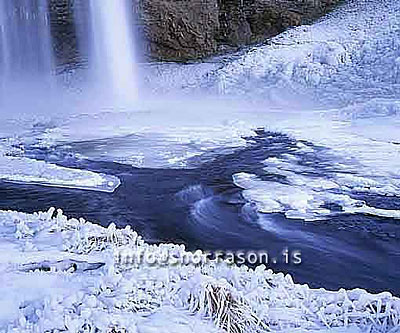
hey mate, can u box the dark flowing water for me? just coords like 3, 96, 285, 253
0, 131, 399, 296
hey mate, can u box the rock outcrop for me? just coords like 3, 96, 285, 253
50, 0, 342, 65
218, 0, 341, 46
49, 0, 79, 67
139, 0, 220, 61
139, 0, 342, 61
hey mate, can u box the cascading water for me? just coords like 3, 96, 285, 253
89, 0, 138, 101
0, 0, 53, 86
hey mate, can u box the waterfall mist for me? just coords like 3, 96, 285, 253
0, 0, 140, 118
0, 0, 55, 117
0, 0, 54, 85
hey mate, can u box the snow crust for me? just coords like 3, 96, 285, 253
0, 209, 398, 332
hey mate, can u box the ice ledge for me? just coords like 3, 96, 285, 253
0, 156, 120, 192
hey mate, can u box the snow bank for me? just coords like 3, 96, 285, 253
213, 0, 400, 95
0, 208, 398, 332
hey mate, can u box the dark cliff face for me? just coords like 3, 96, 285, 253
50, 0, 342, 65
139, 0, 220, 61
139, 0, 342, 61
49, 0, 79, 67
217, 0, 342, 46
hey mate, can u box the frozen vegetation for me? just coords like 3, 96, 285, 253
0, 209, 398, 332
1, 0, 400, 331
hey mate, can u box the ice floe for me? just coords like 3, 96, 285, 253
0, 154, 120, 192
233, 147, 400, 221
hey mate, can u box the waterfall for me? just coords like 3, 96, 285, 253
0, 0, 138, 103
0, 0, 53, 86
89, 0, 138, 101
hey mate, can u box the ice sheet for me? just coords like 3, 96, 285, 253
0, 154, 120, 192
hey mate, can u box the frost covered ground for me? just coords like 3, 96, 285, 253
0, 208, 398, 332
1, 0, 400, 331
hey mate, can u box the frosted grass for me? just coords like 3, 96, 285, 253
0, 208, 398, 332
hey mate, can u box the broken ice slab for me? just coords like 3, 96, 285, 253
20, 259, 105, 273
0, 156, 120, 193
